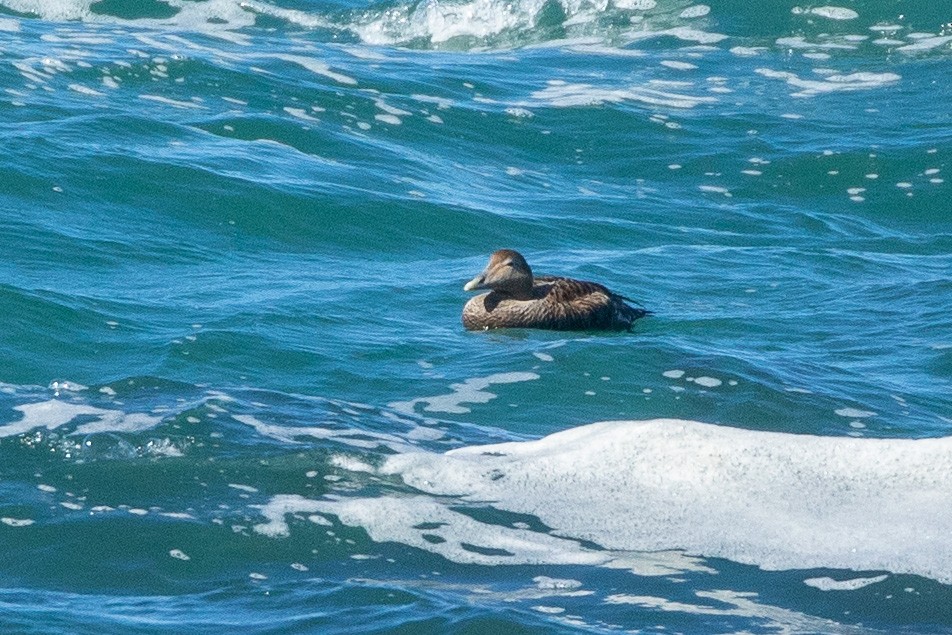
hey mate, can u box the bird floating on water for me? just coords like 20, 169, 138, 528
462, 249, 650, 331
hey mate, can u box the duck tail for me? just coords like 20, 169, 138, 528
616, 301, 651, 331
616, 292, 649, 308
628, 306, 652, 320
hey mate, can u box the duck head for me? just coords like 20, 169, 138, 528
464, 249, 534, 299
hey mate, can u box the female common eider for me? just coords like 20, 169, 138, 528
462, 249, 650, 331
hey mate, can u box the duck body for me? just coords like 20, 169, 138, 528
462, 250, 650, 332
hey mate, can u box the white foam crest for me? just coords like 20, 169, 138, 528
269, 54, 357, 86
350, 0, 724, 48
835, 407, 876, 418
896, 35, 952, 53
389, 371, 539, 415
283, 106, 320, 122
0, 0, 91, 21
233, 413, 413, 451
411, 93, 454, 109
803, 575, 888, 591
2, 0, 729, 51
775, 35, 856, 51
792, 6, 858, 21
139, 94, 206, 109
253, 493, 712, 576
353, 0, 550, 46
678, 4, 709, 19
623, 26, 727, 45
1, 400, 162, 437
1, 0, 256, 30
256, 494, 606, 564
755, 68, 900, 98
660, 60, 697, 70
530, 80, 717, 108
41, 33, 115, 45
565, 43, 647, 57
239, 0, 333, 29
68, 83, 105, 97
13, 59, 56, 84
363, 419, 952, 583
728, 46, 764, 57
605, 589, 867, 633
613, 0, 655, 9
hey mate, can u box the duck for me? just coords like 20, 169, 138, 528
462, 249, 650, 331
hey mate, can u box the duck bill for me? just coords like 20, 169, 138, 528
463, 274, 487, 292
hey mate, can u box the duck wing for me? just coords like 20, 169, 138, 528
534, 276, 650, 331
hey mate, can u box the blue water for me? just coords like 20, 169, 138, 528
1, 0, 951, 631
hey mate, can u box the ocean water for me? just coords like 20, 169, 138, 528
1, 0, 951, 631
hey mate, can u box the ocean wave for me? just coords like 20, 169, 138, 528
257, 418, 952, 583
3, 0, 950, 56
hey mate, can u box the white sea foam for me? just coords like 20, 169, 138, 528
566, 43, 646, 57
835, 407, 875, 418
775, 36, 855, 51
729, 46, 765, 57
139, 94, 206, 109
896, 35, 952, 53
390, 372, 540, 415
530, 80, 716, 109
240, 0, 333, 30
755, 68, 900, 98
605, 589, 852, 632
283, 107, 320, 122
234, 413, 411, 451
375, 99, 411, 116
66, 83, 103, 97
0, 400, 162, 437
1, 0, 257, 30
228, 483, 259, 494
260, 419, 952, 584
623, 26, 727, 45
795, 6, 859, 21
678, 5, 710, 19
253, 492, 712, 576
660, 60, 697, 70
352, 0, 551, 45
613, 0, 655, 9
270, 54, 357, 85
803, 575, 887, 591
1, 517, 35, 527
411, 94, 454, 110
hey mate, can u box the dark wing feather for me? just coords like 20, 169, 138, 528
535, 276, 650, 331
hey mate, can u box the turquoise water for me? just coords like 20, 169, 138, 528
1, 0, 951, 631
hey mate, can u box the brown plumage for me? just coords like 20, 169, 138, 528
462, 249, 650, 331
